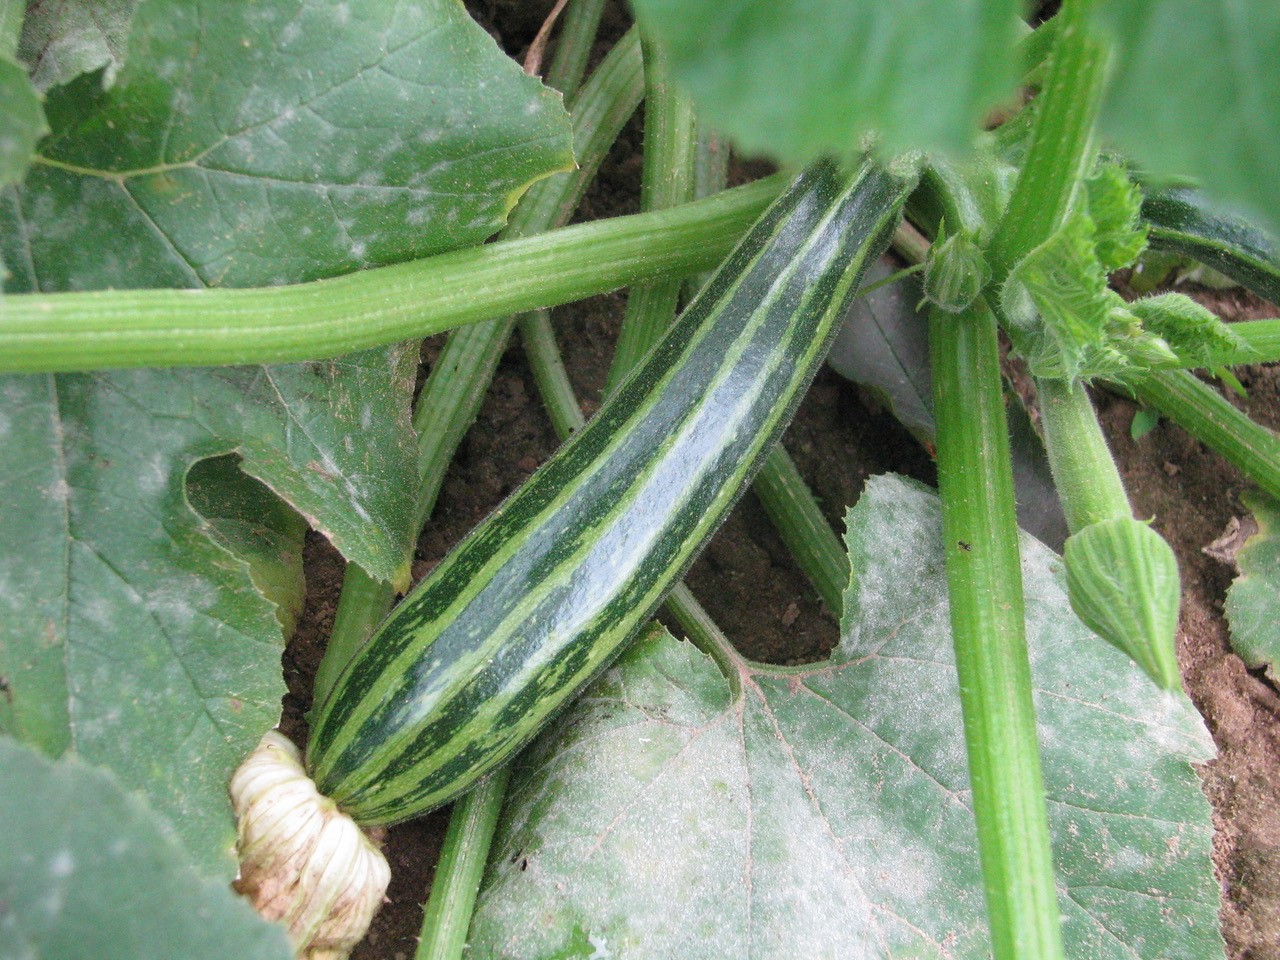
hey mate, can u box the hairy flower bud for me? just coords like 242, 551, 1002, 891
1064, 517, 1182, 691
231, 731, 391, 960
924, 226, 990, 314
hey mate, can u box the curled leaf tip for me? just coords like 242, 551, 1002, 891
1064, 517, 1183, 692
230, 731, 390, 960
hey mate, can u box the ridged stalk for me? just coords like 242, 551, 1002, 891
1037, 377, 1181, 689
412, 769, 511, 960
602, 34, 698, 394
1037, 378, 1129, 531
988, 0, 1107, 283
0, 170, 784, 373
542, 0, 605, 98
1133, 370, 1280, 501
310, 27, 645, 714
930, 301, 1065, 960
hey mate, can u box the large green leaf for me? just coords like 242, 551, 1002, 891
1094, 1, 1280, 233
16, 0, 138, 91
1225, 490, 1280, 679
0, 350, 418, 878
469, 475, 1221, 959
0, 0, 572, 878
630, 0, 1020, 162
10, 0, 572, 289
0, 736, 292, 960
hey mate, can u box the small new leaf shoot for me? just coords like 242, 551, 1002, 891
1001, 211, 1114, 379
1127, 293, 1260, 369
1084, 163, 1148, 271
1130, 408, 1160, 440
924, 222, 990, 313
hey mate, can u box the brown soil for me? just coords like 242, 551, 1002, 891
277, 4, 1280, 957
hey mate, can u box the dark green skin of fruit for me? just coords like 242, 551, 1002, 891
1142, 187, 1280, 305
306, 159, 912, 826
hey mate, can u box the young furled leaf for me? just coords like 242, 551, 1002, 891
1084, 163, 1148, 272
1127, 293, 1259, 369
1001, 212, 1117, 378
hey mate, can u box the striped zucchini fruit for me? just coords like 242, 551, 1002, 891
307, 158, 913, 826
1142, 187, 1280, 305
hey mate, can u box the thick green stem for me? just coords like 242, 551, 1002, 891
413, 769, 511, 960
1037, 377, 1129, 531
682, 128, 733, 301
520, 309, 587, 439
0, 172, 784, 373
543, 0, 606, 100
1133, 370, 1280, 501
603, 35, 698, 394
310, 25, 645, 715
988, 0, 1107, 281
665, 583, 745, 696
752, 450, 848, 613
929, 301, 1065, 960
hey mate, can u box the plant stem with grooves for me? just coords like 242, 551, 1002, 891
412, 769, 512, 960
0, 170, 784, 373
542, 0, 605, 98
602, 34, 697, 394
988, 0, 1106, 283
1037, 377, 1129, 531
1133, 370, 1280, 501
930, 301, 1066, 960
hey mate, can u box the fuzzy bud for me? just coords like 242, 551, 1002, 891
231, 731, 391, 960
924, 226, 990, 314
1064, 518, 1182, 692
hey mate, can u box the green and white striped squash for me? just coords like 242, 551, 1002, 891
306, 158, 914, 826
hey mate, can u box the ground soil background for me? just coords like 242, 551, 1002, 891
277, 4, 1280, 956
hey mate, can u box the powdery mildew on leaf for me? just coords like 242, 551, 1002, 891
17, 0, 139, 92
0, 0, 573, 880
7, 0, 573, 289
469, 474, 1221, 959
0, 354, 418, 880
0, 737, 292, 960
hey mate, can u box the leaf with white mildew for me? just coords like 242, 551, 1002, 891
0, 0, 572, 881
0, 737, 292, 960
468, 475, 1222, 959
